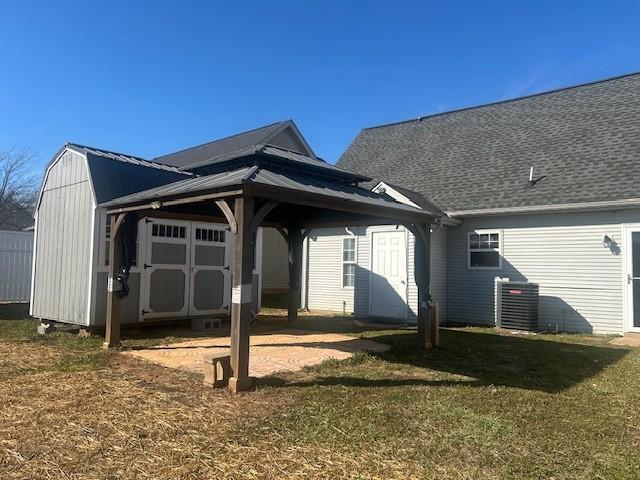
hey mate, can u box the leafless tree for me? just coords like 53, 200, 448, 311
0, 149, 38, 230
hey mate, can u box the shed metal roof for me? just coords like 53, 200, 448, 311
338, 72, 640, 213
67, 144, 191, 204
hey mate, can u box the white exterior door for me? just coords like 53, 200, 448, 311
370, 230, 408, 320
140, 219, 191, 320
189, 222, 231, 316
625, 227, 640, 332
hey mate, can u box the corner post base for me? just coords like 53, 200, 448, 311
229, 376, 254, 394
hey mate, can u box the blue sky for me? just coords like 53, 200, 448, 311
1, 1, 639, 175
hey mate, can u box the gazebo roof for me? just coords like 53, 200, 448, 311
102, 163, 441, 224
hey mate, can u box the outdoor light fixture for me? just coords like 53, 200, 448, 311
150, 201, 162, 209
603, 235, 612, 248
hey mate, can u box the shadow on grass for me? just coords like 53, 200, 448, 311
0, 303, 30, 320
261, 328, 630, 393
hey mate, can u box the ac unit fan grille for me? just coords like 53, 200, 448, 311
497, 282, 539, 331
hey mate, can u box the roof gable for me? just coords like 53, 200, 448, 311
153, 120, 315, 170
337, 72, 640, 213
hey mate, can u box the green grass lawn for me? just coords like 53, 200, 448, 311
1, 311, 639, 479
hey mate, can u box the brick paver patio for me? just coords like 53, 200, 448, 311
124, 329, 389, 378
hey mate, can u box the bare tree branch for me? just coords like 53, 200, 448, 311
0, 149, 38, 230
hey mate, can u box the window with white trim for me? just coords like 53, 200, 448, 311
468, 231, 501, 269
342, 237, 356, 287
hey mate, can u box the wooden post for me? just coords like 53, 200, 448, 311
229, 196, 255, 393
413, 223, 433, 350
430, 303, 440, 348
287, 226, 303, 326
103, 213, 126, 350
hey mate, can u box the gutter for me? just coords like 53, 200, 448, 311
446, 197, 640, 218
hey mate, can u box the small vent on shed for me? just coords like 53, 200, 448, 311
496, 281, 539, 331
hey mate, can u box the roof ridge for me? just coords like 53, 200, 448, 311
154, 120, 288, 161
261, 144, 327, 163
68, 143, 188, 174
68, 142, 147, 161
362, 71, 640, 131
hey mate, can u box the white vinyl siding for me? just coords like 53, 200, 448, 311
446, 209, 640, 334
306, 228, 360, 313
261, 227, 289, 291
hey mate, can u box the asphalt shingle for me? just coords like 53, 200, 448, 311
337, 73, 640, 212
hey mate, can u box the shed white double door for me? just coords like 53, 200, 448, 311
139, 218, 231, 320
370, 230, 408, 320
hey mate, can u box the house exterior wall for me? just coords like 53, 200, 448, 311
31, 149, 94, 325
261, 227, 288, 292
0, 230, 34, 302
306, 228, 358, 313
446, 209, 640, 334
305, 225, 447, 323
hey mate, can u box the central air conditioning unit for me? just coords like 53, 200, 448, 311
496, 281, 539, 331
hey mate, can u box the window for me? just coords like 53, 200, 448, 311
152, 223, 186, 239
194, 227, 224, 243
342, 237, 356, 287
468, 231, 501, 269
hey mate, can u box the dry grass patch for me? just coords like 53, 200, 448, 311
1, 315, 640, 479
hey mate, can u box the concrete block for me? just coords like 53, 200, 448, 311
203, 354, 231, 388
77, 327, 92, 338
37, 322, 56, 335
191, 317, 221, 332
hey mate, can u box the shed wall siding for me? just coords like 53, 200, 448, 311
32, 150, 94, 325
446, 210, 640, 334
261, 227, 288, 291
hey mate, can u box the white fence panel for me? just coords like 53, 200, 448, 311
0, 230, 34, 302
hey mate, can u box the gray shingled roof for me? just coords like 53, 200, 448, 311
338, 73, 640, 213
154, 121, 287, 168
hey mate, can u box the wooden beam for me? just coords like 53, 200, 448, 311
136, 210, 229, 224
214, 199, 237, 233
250, 201, 279, 233
228, 196, 255, 393
275, 226, 289, 244
245, 182, 433, 224
287, 226, 303, 326
107, 189, 243, 215
103, 213, 127, 350
411, 222, 433, 350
